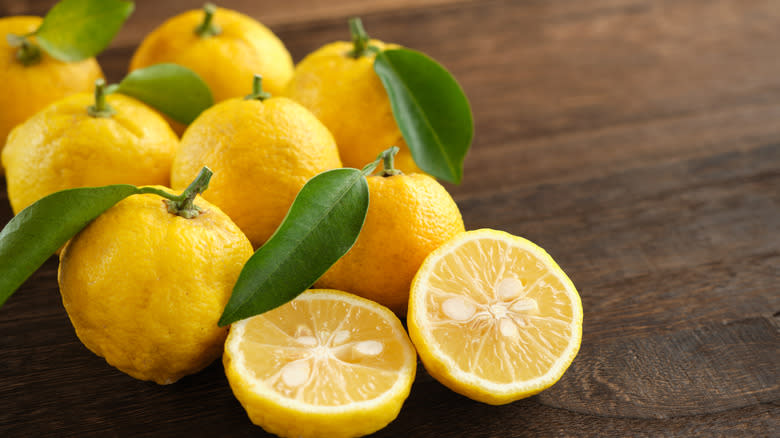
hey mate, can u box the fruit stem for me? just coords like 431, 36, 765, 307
167, 166, 213, 218
195, 3, 221, 37
361, 146, 402, 176
347, 17, 377, 58
380, 146, 402, 176
139, 167, 214, 219
7, 33, 41, 66
244, 74, 272, 101
87, 79, 117, 118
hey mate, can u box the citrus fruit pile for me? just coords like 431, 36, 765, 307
0, 2, 583, 437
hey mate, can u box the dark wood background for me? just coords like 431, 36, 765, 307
1, 0, 778, 436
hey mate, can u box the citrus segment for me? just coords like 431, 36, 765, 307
224, 290, 417, 438
408, 229, 583, 405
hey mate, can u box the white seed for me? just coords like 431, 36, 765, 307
353, 340, 384, 357
510, 298, 539, 314
281, 361, 310, 388
499, 318, 519, 338
442, 297, 476, 321
496, 277, 524, 300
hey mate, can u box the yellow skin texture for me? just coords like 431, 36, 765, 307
171, 96, 342, 248
2, 93, 179, 215
316, 173, 465, 315
58, 189, 253, 384
284, 40, 421, 174
0, 16, 103, 172
130, 7, 293, 104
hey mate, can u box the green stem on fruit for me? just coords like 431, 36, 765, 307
139, 167, 213, 218
195, 3, 221, 37
7, 33, 41, 66
87, 79, 117, 118
361, 146, 402, 177
380, 146, 402, 176
244, 74, 271, 101
347, 17, 378, 58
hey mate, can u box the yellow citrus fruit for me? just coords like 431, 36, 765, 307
59, 187, 253, 384
223, 289, 417, 438
316, 171, 464, 315
130, 6, 293, 104
284, 39, 421, 174
0, 16, 103, 171
407, 229, 583, 405
171, 91, 341, 248
1, 91, 178, 215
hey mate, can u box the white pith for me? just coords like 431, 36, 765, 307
412, 229, 583, 395
226, 291, 417, 413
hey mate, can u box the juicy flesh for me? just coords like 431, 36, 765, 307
423, 238, 576, 384
238, 297, 408, 406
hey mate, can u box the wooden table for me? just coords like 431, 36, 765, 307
1, 0, 778, 436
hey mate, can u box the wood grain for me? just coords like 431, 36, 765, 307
1, 0, 779, 436
538, 317, 780, 418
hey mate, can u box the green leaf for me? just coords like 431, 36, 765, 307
219, 168, 370, 326
374, 48, 473, 184
35, 0, 134, 62
117, 64, 214, 124
0, 185, 140, 307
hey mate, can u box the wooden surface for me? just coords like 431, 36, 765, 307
1, 0, 779, 436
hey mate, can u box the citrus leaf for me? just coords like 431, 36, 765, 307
219, 168, 370, 326
35, 0, 134, 62
0, 185, 140, 307
374, 48, 473, 184
117, 64, 214, 124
